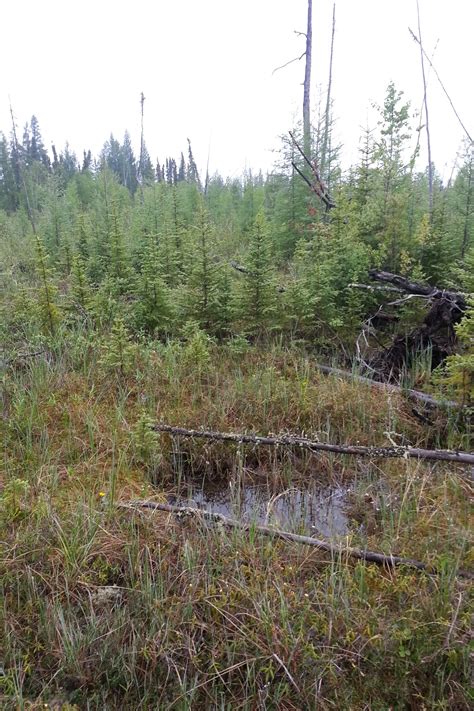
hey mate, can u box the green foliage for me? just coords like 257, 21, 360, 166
134, 235, 172, 335
0, 478, 30, 524
433, 299, 474, 406
181, 202, 231, 335
132, 411, 162, 480
236, 209, 278, 336
70, 255, 91, 312
99, 317, 136, 376
181, 320, 213, 370
34, 235, 60, 338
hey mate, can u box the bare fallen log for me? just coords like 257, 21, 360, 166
122, 499, 473, 579
314, 363, 460, 409
153, 423, 474, 465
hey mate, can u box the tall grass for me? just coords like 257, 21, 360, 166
1, 336, 472, 708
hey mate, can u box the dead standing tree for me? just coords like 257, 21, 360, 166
415, 0, 434, 219
303, 0, 313, 158
273, 1, 336, 211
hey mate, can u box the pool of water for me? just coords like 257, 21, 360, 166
169, 481, 350, 537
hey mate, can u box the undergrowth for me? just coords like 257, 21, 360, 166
1, 337, 473, 709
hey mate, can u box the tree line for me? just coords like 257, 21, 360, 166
1, 83, 473, 398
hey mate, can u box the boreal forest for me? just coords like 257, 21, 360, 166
1, 1, 473, 709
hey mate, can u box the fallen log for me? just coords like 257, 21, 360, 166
368, 270, 466, 306
122, 499, 473, 579
314, 363, 460, 409
363, 270, 467, 377
153, 423, 474, 465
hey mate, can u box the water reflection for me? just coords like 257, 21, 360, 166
170, 481, 349, 537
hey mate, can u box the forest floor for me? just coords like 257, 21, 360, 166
1, 339, 473, 709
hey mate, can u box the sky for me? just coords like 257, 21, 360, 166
1, 0, 472, 181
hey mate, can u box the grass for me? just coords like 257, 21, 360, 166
1, 335, 473, 709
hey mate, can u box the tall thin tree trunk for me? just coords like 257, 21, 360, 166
321, 3, 335, 182
138, 92, 146, 203
461, 157, 473, 258
416, 0, 433, 220
303, 0, 313, 158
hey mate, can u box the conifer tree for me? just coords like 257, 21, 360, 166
236, 209, 277, 336
182, 202, 230, 334
186, 138, 201, 190
35, 235, 60, 338
178, 153, 186, 182
29, 116, 50, 168
451, 143, 474, 260
99, 316, 135, 377
0, 133, 19, 211
71, 255, 91, 312
155, 160, 163, 182
108, 201, 132, 293
373, 82, 412, 270
121, 131, 138, 193
76, 213, 90, 261
134, 235, 172, 335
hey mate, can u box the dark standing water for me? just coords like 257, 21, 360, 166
170, 481, 349, 537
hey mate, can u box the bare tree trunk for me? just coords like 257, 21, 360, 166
461, 155, 473, 258
416, 0, 433, 219
138, 91, 145, 203
321, 3, 335, 182
303, 0, 313, 157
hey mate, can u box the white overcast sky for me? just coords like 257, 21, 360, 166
1, 0, 472, 180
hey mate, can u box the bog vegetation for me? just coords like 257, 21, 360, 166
1, 78, 473, 709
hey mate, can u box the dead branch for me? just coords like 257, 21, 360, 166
364, 271, 468, 378
121, 500, 473, 579
369, 270, 466, 306
153, 423, 474, 465
349, 283, 405, 294
230, 260, 250, 275
272, 52, 306, 75
4, 349, 48, 365
313, 364, 460, 409
409, 28, 473, 145
289, 131, 336, 209
230, 261, 286, 293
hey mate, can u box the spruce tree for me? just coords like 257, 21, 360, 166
181, 202, 230, 335
134, 235, 172, 335
236, 209, 277, 336
99, 316, 135, 377
29, 116, 50, 168
108, 201, 132, 293
373, 82, 412, 270
71, 255, 91, 312
0, 133, 19, 211
35, 235, 60, 338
